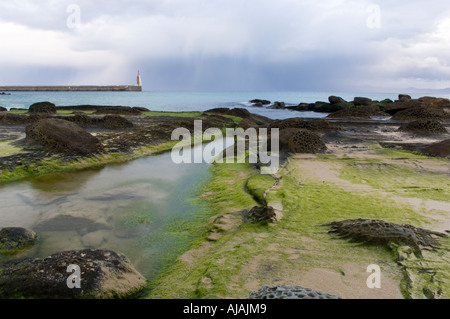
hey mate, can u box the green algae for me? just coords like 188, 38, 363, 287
142, 111, 203, 118
246, 174, 277, 205
147, 143, 449, 299
0, 141, 24, 157
339, 160, 450, 202
147, 161, 409, 298
0, 141, 180, 184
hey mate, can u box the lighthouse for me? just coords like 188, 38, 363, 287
137, 71, 142, 87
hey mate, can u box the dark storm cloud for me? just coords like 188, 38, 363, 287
0, 0, 449, 91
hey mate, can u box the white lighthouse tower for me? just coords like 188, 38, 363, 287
137, 70, 142, 87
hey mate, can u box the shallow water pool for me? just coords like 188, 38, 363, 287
0, 139, 232, 279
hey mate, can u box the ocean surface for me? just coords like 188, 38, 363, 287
1, 91, 449, 120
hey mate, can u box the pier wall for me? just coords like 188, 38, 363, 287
0, 85, 142, 92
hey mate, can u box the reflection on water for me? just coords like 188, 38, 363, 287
0, 139, 232, 279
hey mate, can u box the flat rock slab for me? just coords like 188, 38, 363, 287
0, 249, 147, 299
248, 285, 341, 299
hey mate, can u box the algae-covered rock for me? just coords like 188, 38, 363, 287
392, 107, 447, 121
266, 128, 327, 154
328, 96, 347, 105
398, 120, 447, 135
269, 118, 330, 131
28, 102, 57, 114
418, 96, 450, 109
327, 107, 390, 119
26, 118, 104, 155
243, 206, 276, 223
326, 218, 447, 255
94, 106, 141, 115
268, 101, 285, 109
0, 249, 147, 299
102, 115, 134, 129
205, 107, 251, 119
353, 97, 372, 106
288, 129, 327, 154
248, 285, 341, 299
250, 99, 271, 106
398, 94, 412, 102
0, 227, 37, 254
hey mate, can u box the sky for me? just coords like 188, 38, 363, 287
0, 0, 449, 92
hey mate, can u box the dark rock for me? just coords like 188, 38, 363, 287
0, 249, 147, 299
205, 108, 251, 119
132, 107, 150, 112
102, 115, 134, 129
398, 120, 448, 134
0, 113, 49, 125
0, 113, 31, 124
290, 103, 314, 111
203, 114, 235, 127
418, 97, 450, 109
0, 106, 7, 112
204, 108, 231, 115
63, 114, 95, 127
248, 285, 341, 299
277, 128, 301, 152
269, 118, 330, 131
238, 118, 252, 129
269, 118, 303, 130
384, 100, 424, 115
94, 106, 141, 115
288, 129, 327, 153
305, 119, 331, 131
325, 103, 350, 113
243, 206, 276, 223
250, 99, 271, 106
327, 108, 390, 119
326, 218, 447, 255
248, 113, 272, 126
107, 119, 198, 152
328, 96, 347, 104
314, 101, 332, 112
229, 108, 251, 118
420, 139, 450, 157
0, 227, 37, 254
58, 105, 143, 114
398, 94, 412, 102
26, 118, 104, 155
392, 106, 447, 121
295, 101, 347, 113
269, 102, 285, 109
29, 102, 57, 114
353, 97, 372, 106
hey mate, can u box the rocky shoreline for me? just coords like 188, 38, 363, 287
249, 94, 450, 119
1, 95, 449, 299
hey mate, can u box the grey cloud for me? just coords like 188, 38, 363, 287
0, 0, 449, 91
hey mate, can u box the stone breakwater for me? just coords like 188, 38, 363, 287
0, 85, 142, 92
